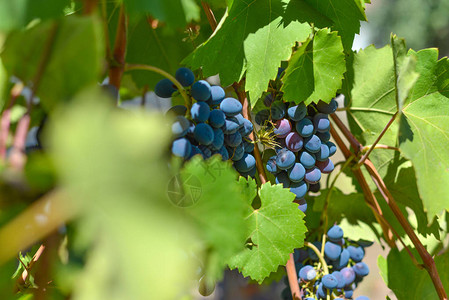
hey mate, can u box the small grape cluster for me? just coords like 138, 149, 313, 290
155, 67, 257, 177
282, 225, 372, 300
258, 96, 338, 212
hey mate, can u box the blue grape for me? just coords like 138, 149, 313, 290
344, 288, 354, 299
274, 119, 292, 138
316, 158, 334, 174
191, 80, 211, 101
239, 119, 254, 137
290, 181, 308, 198
296, 118, 314, 137
316, 131, 330, 142
304, 135, 321, 153
316, 143, 330, 161
276, 148, 296, 170
172, 116, 190, 138
155, 78, 176, 98
357, 240, 374, 248
194, 123, 214, 145
209, 110, 226, 128
322, 274, 338, 289
271, 101, 286, 120
255, 109, 270, 125
229, 144, 245, 161
347, 246, 364, 262
331, 271, 346, 289
304, 167, 321, 184
299, 265, 316, 281
340, 267, 356, 285
287, 103, 307, 121
210, 128, 224, 150
222, 117, 240, 134
266, 156, 279, 174
172, 138, 192, 158
288, 163, 306, 182
324, 241, 342, 261
191, 102, 210, 122
216, 146, 229, 160
234, 114, 245, 128
243, 139, 254, 153
334, 249, 349, 270
353, 262, 369, 277
309, 182, 320, 193
239, 165, 256, 178
275, 172, 291, 188
296, 197, 307, 213
188, 145, 203, 159
327, 225, 344, 242
175, 67, 195, 87
285, 132, 303, 152
316, 282, 328, 299
313, 113, 330, 132
263, 94, 275, 107
210, 85, 225, 106
167, 105, 187, 116
220, 97, 242, 116
316, 98, 338, 114
298, 151, 316, 169
198, 145, 212, 158
326, 141, 337, 156
234, 153, 256, 172
355, 296, 370, 300
294, 248, 309, 263
224, 131, 242, 147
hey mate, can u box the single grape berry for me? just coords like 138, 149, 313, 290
288, 163, 306, 182
216, 146, 229, 161
304, 135, 321, 153
224, 131, 242, 147
209, 110, 226, 128
296, 118, 314, 137
334, 249, 350, 270
243, 139, 254, 153
275, 172, 291, 188
175, 67, 195, 87
290, 181, 308, 198
298, 151, 316, 169
316, 143, 330, 161
191, 80, 212, 101
191, 102, 210, 123
172, 138, 192, 158
274, 119, 292, 138
316, 159, 334, 174
155, 78, 176, 98
228, 144, 245, 161
331, 271, 346, 289
167, 105, 187, 116
326, 141, 337, 156
210, 128, 224, 150
316, 131, 331, 142
267, 156, 279, 174
340, 267, 356, 285
299, 265, 317, 281
222, 117, 240, 134
327, 225, 344, 242
220, 97, 242, 116
234, 153, 256, 172
316, 98, 338, 114
271, 101, 286, 120
276, 148, 296, 170
194, 123, 214, 145
309, 182, 320, 193
285, 132, 303, 152
322, 274, 338, 289
313, 113, 330, 132
304, 167, 321, 184
209, 85, 226, 106
353, 262, 369, 277
240, 119, 254, 136
287, 103, 307, 121
296, 197, 307, 213
347, 246, 365, 262
171, 116, 190, 138
324, 241, 342, 261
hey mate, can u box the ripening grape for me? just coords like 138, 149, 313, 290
220, 97, 243, 116
287, 103, 307, 121
208, 110, 226, 128
316, 143, 330, 161
276, 148, 296, 170
295, 118, 314, 137
271, 101, 286, 120
316, 159, 335, 174
322, 274, 338, 289
175, 67, 195, 87
287, 163, 306, 182
191, 102, 210, 122
194, 123, 214, 145
172, 138, 192, 158
327, 225, 344, 242
304, 135, 321, 153
316, 98, 338, 114
299, 265, 317, 281
234, 153, 256, 172
155, 78, 176, 98
209, 85, 225, 106
298, 151, 316, 169
304, 167, 321, 184
274, 119, 292, 138
191, 80, 211, 101
313, 113, 330, 132
285, 132, 303, 152
289, 181, 308, 198
324, 241, 342, 261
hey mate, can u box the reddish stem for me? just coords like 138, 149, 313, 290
201, 1, 218, 31
15, 245, 45, 291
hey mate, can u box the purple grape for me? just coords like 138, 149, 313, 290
191, 102, 210, 122
316, 143, 330, 161
271, 101, 286, 120
220, 97, 242, 116
285, 132, 303, 152
287, 103, 307, 121
309, 182, 320, 193
234, 153, 256, 172
299, 265, 316, 281
296, 197, 307, 213
266, 156, 279, 174
290, 181, 308, 198
316, 282, 328, 299
191, 80, 211, 101
155, 78, 176, 98
334, 249, 350, 270
275, 171, 291, 188
316, 159, 334, 174
172, 138, 192, 158
287, 163, 306, 182
299, 151, 316, 169
194, 123, 214, 145
347, 246, 364, 262
224, 131, 242, 147
304, 135, 321, 153
274, 119, 292, 138
210, 85, 225, 106
341, 267, 356, 285
331, 271, 346, 289
322, 274, 338, 289
324, 241, 342, 261
326, 141, 337, 156
172, 116, 190, 138
313, 113, 330, 132
353, 262, 369, 277
209, 110, 226, 128
327, 225, 344, 242
316, 98, 338, 114
175, 67, 195, 87
355, 296, 370, 300
276, 148, 296, 170
304, 167, 321, 184
296, 118, 314, 137
239, 165, 256, 178
344, 288, 354, 298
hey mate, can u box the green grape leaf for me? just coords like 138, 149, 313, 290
123, 0, 200, 27
229, 179, 306, 283
378, 248, 449, 300
281, 29, 345, 104
126, 18, 195, 89
180, 156, 247, 281
244, 20, 310, 106
0, 0, 70, 32
1, 16, 104, 110
183, 0, 310, 89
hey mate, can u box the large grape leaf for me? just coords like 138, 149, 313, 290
1, 16, 104, 110
183, 0, 311, 89
378, 248, 449, 300
181, 156, 247, 281
229, 179, 306, 283
281, 28, 345, 104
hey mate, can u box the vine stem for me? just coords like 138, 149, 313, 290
109, 4, 127, 96
201, 1, 218, 31
124, 64, 191, 109
362, 144, 399, 152
356, 111, 398, 167
331, 114, 448, 300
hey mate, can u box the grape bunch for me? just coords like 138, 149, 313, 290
154, 67, 257, 177
259, 96, 338, 212
282, 225, 372, 300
